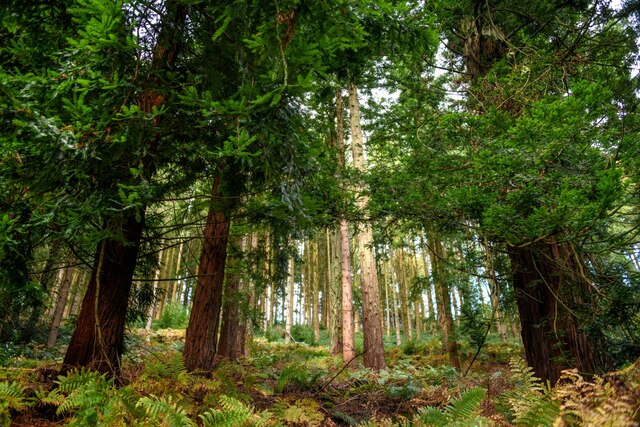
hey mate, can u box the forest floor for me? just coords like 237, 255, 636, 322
1, 326, 639, 426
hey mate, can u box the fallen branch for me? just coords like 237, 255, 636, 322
319, 346, 371, 391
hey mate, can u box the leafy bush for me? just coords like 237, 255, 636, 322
291, 324, 317, 345
155, 302, 190, 329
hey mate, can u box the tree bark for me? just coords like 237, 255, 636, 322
285, 253, 295, 345
217, 234, 245, 360
429, 235, 460, 370
183, 173, 231, 372
508, 238, 600, 385
329, 228, 343, 354
47, 263, 74, 349
336, 87, 356, 362
349, 83, 385, 370
63, 215, 145, 374
396, 247, 413, 341
62, 0, 186, 375
419, 231, 437, 335
312, 239, 321, 342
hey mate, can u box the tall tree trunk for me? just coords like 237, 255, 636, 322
329, 228, 342, 354
508, 238, 600, 384
285, 252, 295, 345
419, 231, 436, 335
63, 0, 186, 375
183, 173, 231, 372
348, 83, 385, 370
217, 234, 245, 360
391, 268, 402, 346
65, 269, 85, 319
63, 215, 145, 374
483, 237, 508, 340
47, 263, 74, 349
336, 88, 356, 362
411, 248, 423, 340
145, 265, 161, 331
382, 257, 391, 338
429, 235, 460, 370
312, 239, 321, 342
396, 247, 413, 341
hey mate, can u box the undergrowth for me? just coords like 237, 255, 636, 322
1, 329, 638, 426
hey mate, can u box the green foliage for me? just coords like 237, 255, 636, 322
274, 398, 324, 426
501, 357, 560, 426
0, 380, 28, 425
142, 352, 188, 381
415, 388, 489, 426
136, 395, 195, 427
275, 361, 322, 393
290, 324, 318, 345
200, 395, 271, 427
155, 302, 190, 330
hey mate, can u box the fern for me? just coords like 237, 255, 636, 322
415, 387, 490, 426
275, 361, 322, 393
0, 381, 28, 425
142, 351, 188, 380
502, 357, 560, 426
554, 369, 637, 427
281, 398, 324, 425
53, 368, 112, 418
200, 395, 272, 427
137, 394, 195, 426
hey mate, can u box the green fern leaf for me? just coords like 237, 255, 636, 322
446, 387, 486, 421
416, 407, 448, 426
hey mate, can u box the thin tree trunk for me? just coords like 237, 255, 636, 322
382, 257, 391, 338
312, 239, 321, 342
183, 173, 231, 372
419, 232, 436, 335
329, 228, 342, 354
391, 268, 402, 346
483, 237, 508, 340
146, 264, 162, 330
411, 247, 422, 340
396, 247, 413, 341
429, 235, 460, 370
285, 252, 295, 345
47, 264, 74, 349
65, 269, 84, 319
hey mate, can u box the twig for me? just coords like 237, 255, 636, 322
319, 346, 371, 391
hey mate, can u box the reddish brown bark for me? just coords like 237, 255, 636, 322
217, 235, 245, 360
63, 215, 144, 374
509, 239, 599, 385
183, 174, 231, 372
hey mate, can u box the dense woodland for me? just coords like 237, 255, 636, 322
1, 0, 640, 425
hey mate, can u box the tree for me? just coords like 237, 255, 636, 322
348, 84, 386, 370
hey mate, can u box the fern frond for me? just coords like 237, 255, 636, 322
416, 407, 448, 426
200, 395, 272, 427
137, 394, 195, 427
446, 387, 486, 421
0, 380, 28, 425
553, 369, 637, 427
503, 357, 560, 427
416, 388, 490, 426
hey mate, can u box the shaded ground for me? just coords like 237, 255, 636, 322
2, 328, 638, 426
